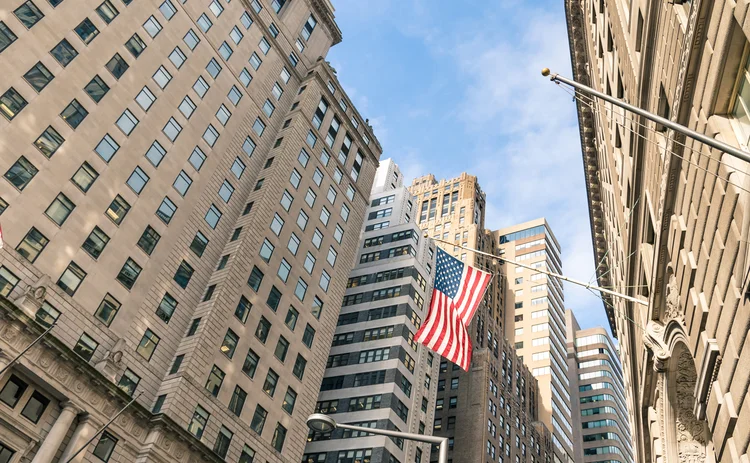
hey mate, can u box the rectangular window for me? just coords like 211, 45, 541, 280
16, 227, 49, 263
155, 292, 177, 323
116, 109, 139, 135
92, 432, 117, 462
116, 258, 142, 289
153, 65, 172, 89
126, 166, 149, 194
183, 29, 200, 49
174, 260, 194, 288
248, 266, 264, 291
259, 37, 270, 54
137, 226, 160, 255
156, 197, 177, 224
241, 12, 253, 29
145, 140, 166, 166
228, 86, 242, 105
136, 328, 159, 360
60, 99, 88, 129
163, 117, 182, 142
0, 22, 17, 54
189, 147, 206, 171
143, 15, 162, 37
239, 68, 252, 87
188, 406, 209, 438
82, 226, 109, 259
190, 232, 208, 256
24, 62, 54, 93
159, 0, 176, 19
5, 156, 37, 190
94, 293, 120, 326
73, 332, 98, 361
15, 2, 45, 29
34, 126, 64, 157
124, 33, 146, 58
50, 39, 78, 66
205, 204, 221, 228
229, 386, 246, 416
105, 195, 130, 225
106, 53, 129, 79
250, 405, 267, 434
221, 329, 239, 358
249, 52, 262, 70
45, 193, 75, 225
0, 87, 28, 121
242, 348, 259, 378
203, 124, 219, 146
216, 104, 231, 126
83, 75, 109, 103
57, 261, 86, 296
253, 118, 265, 136
75, 18, 99, 44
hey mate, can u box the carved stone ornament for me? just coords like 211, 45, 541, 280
675, 349, 707, 462
643, 320, 670, 371
94, 338, 126, 382
664, 274, 683, 321
11, 275, 50, 318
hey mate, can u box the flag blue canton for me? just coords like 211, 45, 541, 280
434, 248, 464, 298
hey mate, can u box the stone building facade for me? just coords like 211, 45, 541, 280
566, 0, 750, 461
565, 310, 634, 463
303, 159, 439, 463
0, 0, 381, 461
408, 174, 553, 463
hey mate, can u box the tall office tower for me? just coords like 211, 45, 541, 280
303, 159, 438, 463
493, 219, 576, 463
565, 310, 633, 463
409, 174, 553, 463
0, 1, 381, 462
566, 0, 750, 461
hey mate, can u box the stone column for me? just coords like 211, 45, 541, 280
58, 414, 96, 463
30, 401, 80, 463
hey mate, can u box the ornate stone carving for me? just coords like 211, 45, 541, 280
11, 275, 50, 319
674, 349, 707, 462
643, 321, 670, 371
664, 274, 682, 321
94, 338, 125, 382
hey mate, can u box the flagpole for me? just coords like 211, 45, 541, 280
429, 237, 648, 307
541, 68, 750, 164
0, 321, 56, 376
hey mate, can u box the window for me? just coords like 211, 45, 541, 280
35, 301, 59, 327
313, 168, 324, 186
169, 47, 187, 69
45, 193, 75, 225
124, 34, 146, 58
105, 53, 129, 79
273, 82, 283, 100
220, 329, 238, 358
231, 157, 246, 179
255, 317, 271, 343
15, 1, 45, 29
320, 207, 330, 226
271, 423, 287, 452
312, 229, 323, 249
159, 0, 176, 19
0, 21, 17, 54
341, 204, 350, 222
219, 41, 232, 60
91, 431, 118, 462
75, 18, 99, 44
209, 0, 223, 16
263, 99, 275, 117
70, 162, 98, 193
229, 386, 246, 416
5, 156, 37, 190
184, 29, 200, 49
319, 271, 330, 292
219, 180, 234, 203
274, 336, 289, 361
153, 66, 172, 89
259, 239, 274, 262
186, 318, 201, 336
117, 368, 140, 396
259, 37, 270, 54
156, 293, 177, 323
94, 294, 120, 326
188, 406, 209, 438
293, 353, 307, 379
50, 39, 78, 66
144, 141, 166, 167
228, 86, 242, 105
173, 260, 194, 288
143, 16, 162, 38
33, 126, 64, 158
169, 355, 183, 375
134, 329, 159, 361
288, 52, 299, 67
116, 258, 142, 289
156, 197, 177, 224
116, 109, 139, 135
295, 39, 305, 53
205, 365, 225, 396
60, 99, 88, 129
193, 76, 209, 98
287, 233, 301, 255
267, 286, 282, 311
242, 349, 259, 378
126, 166, 149, 194
239, 68, 252, 87
189, 147, 206, 171
306, 130, 317, 148
241, 11, 253, 29
253, 118, 265, 136
305, 189, 316, 207
16, 227, 49, 263
294, 278, 307, 301
135, 86, 156, 111
281, 190, 294, 211
290, 169, 302, 188
250, 405, 267, 434
296, 210, 309, 230
216, 104, 231, 126
82, 226, 109, 259
248, 266, 264, 291
203, 124, 219, 146
24, 62, 54, 93
235, 296, 251, 323
249, 52, 262, 70
231, 227, 242, 241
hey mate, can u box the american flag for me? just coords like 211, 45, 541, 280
416, 247, 492, 371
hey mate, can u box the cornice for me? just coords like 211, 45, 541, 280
310, 0, 342, 46
564, 0, 617, 334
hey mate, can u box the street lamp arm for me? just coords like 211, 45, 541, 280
335, 422, 446, 445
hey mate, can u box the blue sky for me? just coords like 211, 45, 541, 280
326, 0, 609, 331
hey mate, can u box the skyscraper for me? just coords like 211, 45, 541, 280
303, 159, 438, 463
565, 310, 633, 463
567, 0, 750, 461
0, 0, 380, 461
409, 174, 553, 463
493, 219, 576, 463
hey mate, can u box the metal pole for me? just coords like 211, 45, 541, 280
63, 392, 142, 463
335, 423, 449, 463
431, 237, 649, 307
542, 68, 750, 164
0, 322, 56, 376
